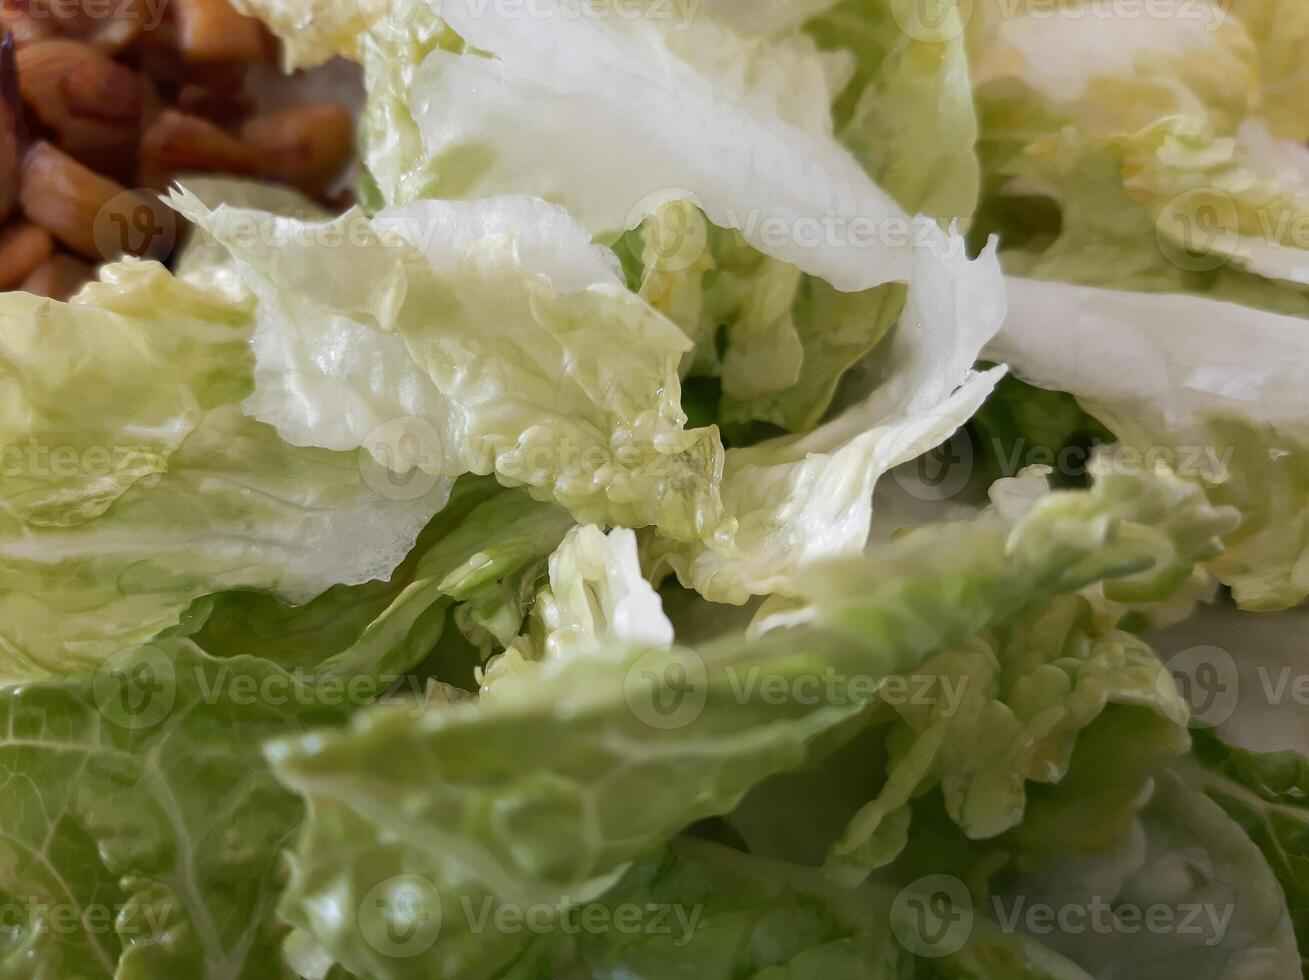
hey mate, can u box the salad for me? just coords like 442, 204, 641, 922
1, 0, 1307, 978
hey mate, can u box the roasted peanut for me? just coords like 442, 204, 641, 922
20, 252, 92, 299
0, 34, 19, 223
173, 0, 268, 63
86, 0, 144, 54
138, 108, 256, 188
0, 222, 53, 288
16, 39, 139, 174
19, 139, 125, 256
1, 3, 57, 45
241, 103, 352, 197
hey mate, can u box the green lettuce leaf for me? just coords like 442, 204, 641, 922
987, 275, 1309, 610
264, 462, 1232, 979
170, 190, 731, 549
480, 523, 672, 691
0, 259, 445, 681
1190, 728, 1309, 973
404, 0, 903, 291
191, 477, 571, 678
0, 261, 248, 529
970, 0, 1309, 287
823, 595, 1190, 887
0, 640, 357, 979
552, 837, 1095, 979
647, 221, 1007, 603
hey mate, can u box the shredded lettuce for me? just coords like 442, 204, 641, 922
3, 2, 1307, 978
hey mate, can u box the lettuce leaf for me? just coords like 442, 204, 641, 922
405, 0, 915, 291
988, 275, 1309, 610
0, 259, 445, 681
0, 640, 357, 979
648, 222, 1006, 602
264, 462, 1232, 979
823, 596, 1191, 887
170, 190, 732, 547
971, 0, 1309, 287
1188, 729, 1309, 975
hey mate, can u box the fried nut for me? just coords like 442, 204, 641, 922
173, 0, 269, 63
241, 103, 352, 197
0, 222, 54, 288
19, 140, 126, 257
138, 108, 257, 188
19, 252, 93, 300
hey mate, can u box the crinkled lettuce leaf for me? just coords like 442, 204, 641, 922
971, 0, 1309, 287
988, 275, 1309, 610
0, 259, 445, 681
0, 640, 356, 979
1, 262, 247, 529
648, 223, 1006, 603
823, 595, 1190, 887
170, 190, 731, 549
264, 462, 1232, 979
479, 523, 672, 691
191, 477, 572, 679
405, 0, 914, 292
175, 189, 1009, 605
1190, 728, 1309, 974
